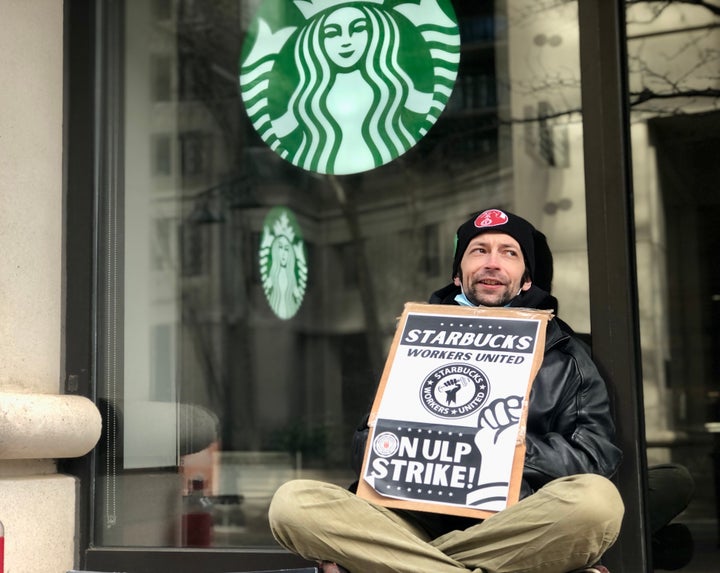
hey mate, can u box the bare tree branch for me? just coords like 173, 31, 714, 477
627, 0, 720, 17
631, 86, 720, 103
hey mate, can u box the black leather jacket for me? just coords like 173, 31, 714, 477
351, 284, 622, 534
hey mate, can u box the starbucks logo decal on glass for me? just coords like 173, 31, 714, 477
259, 207, 308, 320
240, 0, 460, 175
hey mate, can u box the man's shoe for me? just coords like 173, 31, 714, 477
318, 561, 350, 573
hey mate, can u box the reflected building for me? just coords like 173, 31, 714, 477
115, 0, 720, 552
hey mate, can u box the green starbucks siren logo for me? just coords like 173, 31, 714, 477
240, 0, 460, 175
259, 207, 308, 320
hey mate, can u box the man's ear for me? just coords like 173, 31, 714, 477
453, 276, 461, 287
521, 278, 532, 292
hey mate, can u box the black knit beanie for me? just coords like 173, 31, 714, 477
452, 208, 553, 292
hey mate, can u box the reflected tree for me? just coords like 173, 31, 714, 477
509, 0, 719, 120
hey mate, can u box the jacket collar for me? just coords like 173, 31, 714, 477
428, 283, 567, 350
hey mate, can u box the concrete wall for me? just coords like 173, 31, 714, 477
0, 1, 101, 571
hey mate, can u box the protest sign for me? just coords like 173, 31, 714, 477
356, 303, 551, 519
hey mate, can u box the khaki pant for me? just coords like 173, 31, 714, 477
269, 474, 624, 573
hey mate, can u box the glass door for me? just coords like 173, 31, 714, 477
82, 0, 611, 569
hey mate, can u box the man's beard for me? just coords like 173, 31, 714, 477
464, 284, 516, 307
461, 272, 519, 307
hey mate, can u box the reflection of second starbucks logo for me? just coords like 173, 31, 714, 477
259, 207, 308, 320
240, 0, 460, 175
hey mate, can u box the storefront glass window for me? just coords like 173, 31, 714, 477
627, 2, 720, 568
95, 0, 591, 550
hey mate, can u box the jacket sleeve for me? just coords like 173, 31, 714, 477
522, 336, 623, 493
351, 413, 370, 476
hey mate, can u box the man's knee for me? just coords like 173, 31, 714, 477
543, 474, 623, 533
269, 479, 351, 529
569, 474, 624, 530
269, 479, 314, 530
269, 479, 328, 551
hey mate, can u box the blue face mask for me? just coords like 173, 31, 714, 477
454, 286, 524, 308
454, 291, 475, 307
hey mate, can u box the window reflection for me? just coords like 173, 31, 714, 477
627, 1, 720, 568
99, 0, 594, 550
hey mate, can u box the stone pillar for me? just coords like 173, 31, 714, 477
0, 1, 101, 571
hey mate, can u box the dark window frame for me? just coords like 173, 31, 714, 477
63, 0, 648, 571
577, 2, 649, 571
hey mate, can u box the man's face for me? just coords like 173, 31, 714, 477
453, 232, 531, 307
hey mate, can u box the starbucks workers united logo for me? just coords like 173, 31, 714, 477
240, 0, 460, 175
259, 207, 308, 320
